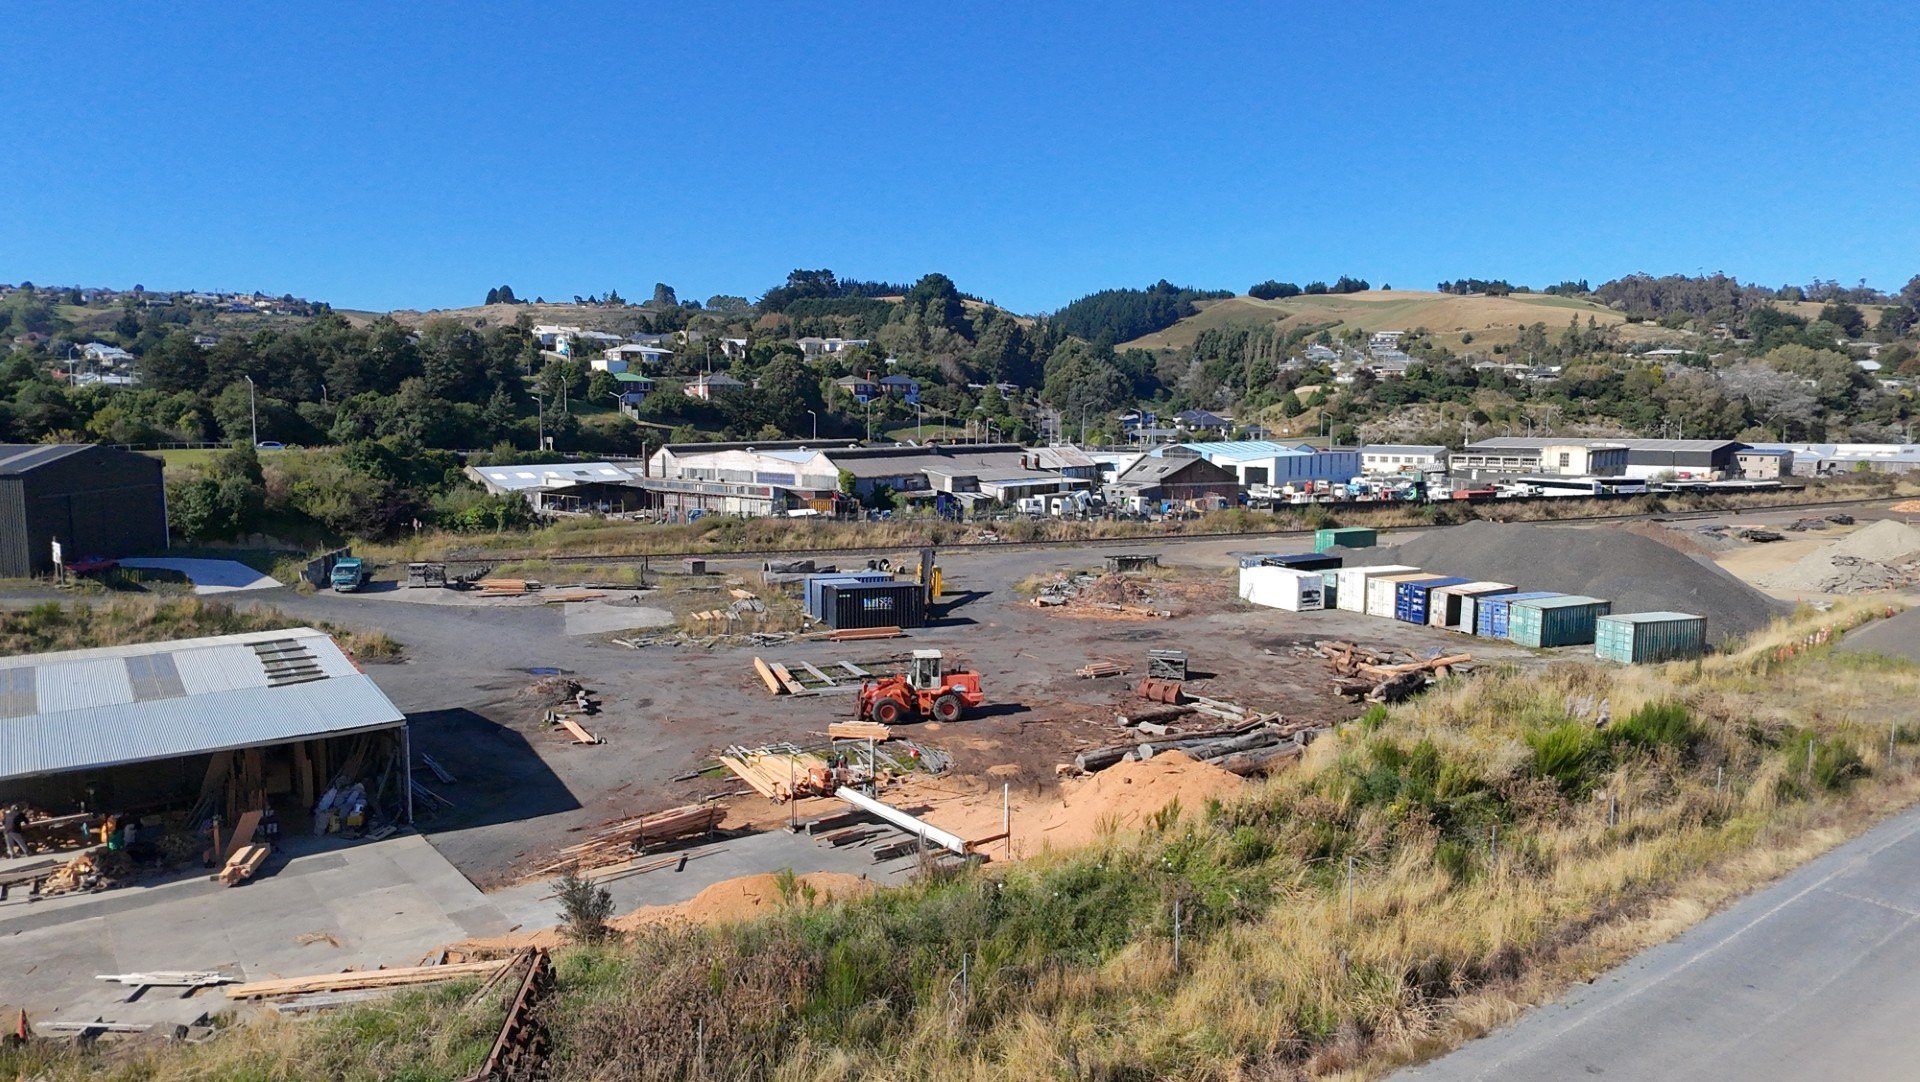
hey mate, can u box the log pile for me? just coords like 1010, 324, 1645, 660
538, 803, 725, 873
1070, 716, 1319, 778
1307, 640, 1472, 703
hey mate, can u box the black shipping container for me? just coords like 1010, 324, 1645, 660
822, 581, 928, 629
1263, 552, 1342, 572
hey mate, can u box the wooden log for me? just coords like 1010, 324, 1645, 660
1212, 742, 1305, 776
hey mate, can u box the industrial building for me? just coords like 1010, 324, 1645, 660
1107, 449, 1240, 509
1360, 444, 1448, 474
0, 443, 168, 577
1751, 443, 1920, 476
1177, 441, 1362, 488
0, 628, 411, 829
1449, 437, 1748, 481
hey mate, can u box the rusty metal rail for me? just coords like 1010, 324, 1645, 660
464, 949, 555, 1082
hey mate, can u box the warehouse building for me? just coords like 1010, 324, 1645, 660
1449, 437, 1741, 481
0, 628, 412, 830
0, 443, 168, 578
1107, 449, 1240, 509
1177, 440, 1362, 488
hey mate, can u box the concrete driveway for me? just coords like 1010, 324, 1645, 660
1401, 801, 1920, 1081
118, 557, 280, 594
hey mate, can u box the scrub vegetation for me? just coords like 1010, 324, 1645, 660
11, 601, 1917, 1080
0, 597, 401, 661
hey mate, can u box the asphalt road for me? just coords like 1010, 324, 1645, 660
1401, 799, 1920, 1081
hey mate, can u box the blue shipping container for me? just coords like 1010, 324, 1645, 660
1394, 576, 1469, 624
1474, 591, 1562, 638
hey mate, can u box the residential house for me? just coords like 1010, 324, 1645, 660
598, 343, 672, 369
1174, 409, 1231, 433
835, 375, 881, 402
684, 372, 746, 399
720, 337, 748, 359
797, 337, 870, 357
878, 374, 921, 402
81, 343, 134, 367
1368, 330, 1406, 353
612, 371, 655, 405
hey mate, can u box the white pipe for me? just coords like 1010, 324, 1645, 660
835, 786, 969, 855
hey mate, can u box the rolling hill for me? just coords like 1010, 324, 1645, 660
1120, 289, 1680, 352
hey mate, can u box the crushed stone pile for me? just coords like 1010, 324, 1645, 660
1034, 751, 1241, 850
1837, 607, 1920, 663
1760, 520, 1920, 594
1349, 520, 1785, 645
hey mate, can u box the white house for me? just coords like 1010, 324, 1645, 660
602, 343, 673, 368
796, 337, 870, 357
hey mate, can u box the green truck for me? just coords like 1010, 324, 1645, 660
330, 556, 366, 593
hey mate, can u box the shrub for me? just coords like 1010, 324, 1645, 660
554, 866, 615, 943
1608, 701, 1697, 754
1527, 721, 1603, 795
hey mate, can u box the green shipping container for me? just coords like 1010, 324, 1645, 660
1315, 527, 1378, 553
1595, 612, 1707, 664
1508, 595, 1612, 648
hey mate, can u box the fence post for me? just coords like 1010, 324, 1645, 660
1172, 899, 1182, 971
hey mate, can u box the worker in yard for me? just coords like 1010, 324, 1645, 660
2, 803, 27, 858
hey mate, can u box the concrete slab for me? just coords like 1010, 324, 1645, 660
118, 558, 280, 594
561, 599, 675, 637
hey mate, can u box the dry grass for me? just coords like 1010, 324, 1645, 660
12, 603, 1918, 1081
0, 597, 403, 662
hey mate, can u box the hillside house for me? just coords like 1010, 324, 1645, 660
835, 375, 881, 402
879, 374, 921, 402
797, 337, 870, 357
683, 372, 746, 399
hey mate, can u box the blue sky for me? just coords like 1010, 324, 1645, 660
4, 2, 1917, 312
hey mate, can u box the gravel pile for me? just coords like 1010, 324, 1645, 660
1837, 607, 1920, 664
1342, 520, 1786, 644
1760, 520, 1920, 594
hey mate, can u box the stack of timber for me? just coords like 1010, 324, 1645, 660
218, 843, 270, 887
1307, 640, 1472, 703
1071, 715, 1322, 777
539, 804, 726, 873
718, 746, 833, 801
477, 579, 540, 597
1076, 658, 1129, 679
226, 959, 511, 1000
541, 590, 607, 604
828, 721, 894, 742
828, 625, 904, 642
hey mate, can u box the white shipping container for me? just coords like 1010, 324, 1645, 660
1332, 564, 1420, 613
1238, 566, 1326, 611
1366, 572, 1442, 619
1427, 581, 1516, 629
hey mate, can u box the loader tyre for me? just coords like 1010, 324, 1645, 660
931, 694, 962, 723
871, 698, 906, 726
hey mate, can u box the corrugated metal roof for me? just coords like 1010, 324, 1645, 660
1177, 440, 1317, 461
0, 628, 405, 781
0, 444, 92, 476
470, 462, 637, 492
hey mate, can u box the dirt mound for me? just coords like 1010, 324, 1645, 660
1081, 573, 1150, 605
1359, 520, 1785, 644
1035, 751, 1242, 850
615, 872, 874, 928
1838, 607, 1920, 663
1760, 520, 1920, 594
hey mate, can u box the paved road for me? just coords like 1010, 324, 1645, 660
1402, 800, 1920, 1081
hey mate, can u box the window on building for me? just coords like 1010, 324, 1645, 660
1244, 466, 1269, 486
1558, 453, 1571, 468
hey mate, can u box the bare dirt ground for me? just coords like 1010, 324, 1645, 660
256, 539, 1546, 890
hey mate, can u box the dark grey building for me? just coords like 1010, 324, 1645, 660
0, 444, 167, 576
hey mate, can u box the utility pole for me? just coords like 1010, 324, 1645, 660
244, 375, 257, 446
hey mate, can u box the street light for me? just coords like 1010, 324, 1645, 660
806, 409, 817, 441
243, 375, 257, 446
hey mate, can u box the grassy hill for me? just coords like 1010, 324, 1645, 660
1122, 290, 1679, 353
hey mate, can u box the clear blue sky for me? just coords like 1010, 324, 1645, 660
4, 2, 1917, 313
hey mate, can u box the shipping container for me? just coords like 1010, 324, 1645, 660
1508, 595, 1612, 648
819, 581, 926, 630
1314, 527, 1378, 553
1366, 572, 1443, 619
1427, 581, 1517, 631
1395, 576, 1470, 624
1238, 552, 1342, 572
804, 571, 894, 617
1473, 591, 1562, 638
1238, 565, 1326, 611
1334, 565, 1420, 613
1321, 571, 1340, 609
1595, 612, 1707, 664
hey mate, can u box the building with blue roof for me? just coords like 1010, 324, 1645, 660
1170, 440, 1361, 488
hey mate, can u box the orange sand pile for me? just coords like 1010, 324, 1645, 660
1033, 751, 1242, 850
613, 871, 874, 929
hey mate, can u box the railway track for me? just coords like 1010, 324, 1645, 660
428, 492, 1899, 569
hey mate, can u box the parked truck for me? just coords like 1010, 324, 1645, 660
330, 556, 367, 592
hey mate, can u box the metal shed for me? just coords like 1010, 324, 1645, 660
0, 444, 168, 577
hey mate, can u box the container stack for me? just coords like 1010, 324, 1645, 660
1427, 582, 1516, 631
1395, 576, 1469, 625
1333, 565, 1419, 613
1473, 591, 1562, 639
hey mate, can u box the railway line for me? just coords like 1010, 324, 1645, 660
429, 491, 1899, 569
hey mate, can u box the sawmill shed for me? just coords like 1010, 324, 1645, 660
0, 443, 168, 577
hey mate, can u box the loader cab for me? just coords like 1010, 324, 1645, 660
909, 649, 945, 691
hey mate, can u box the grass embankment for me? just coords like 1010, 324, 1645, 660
0, 597, 403, 662
359, 476, 1913, 567
12, 602, 1917, 1080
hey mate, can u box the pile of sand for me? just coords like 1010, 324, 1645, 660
1761, 520, 1920, 594
1838, 607, 1920, 663
614, 871, 874, 929
1353, 521, 1786, 644
1034, 751, 1242, 851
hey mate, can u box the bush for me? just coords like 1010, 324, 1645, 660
1607, 701, 1697, 754
1527, 721, 1602, 796
554, 866, 615, 943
